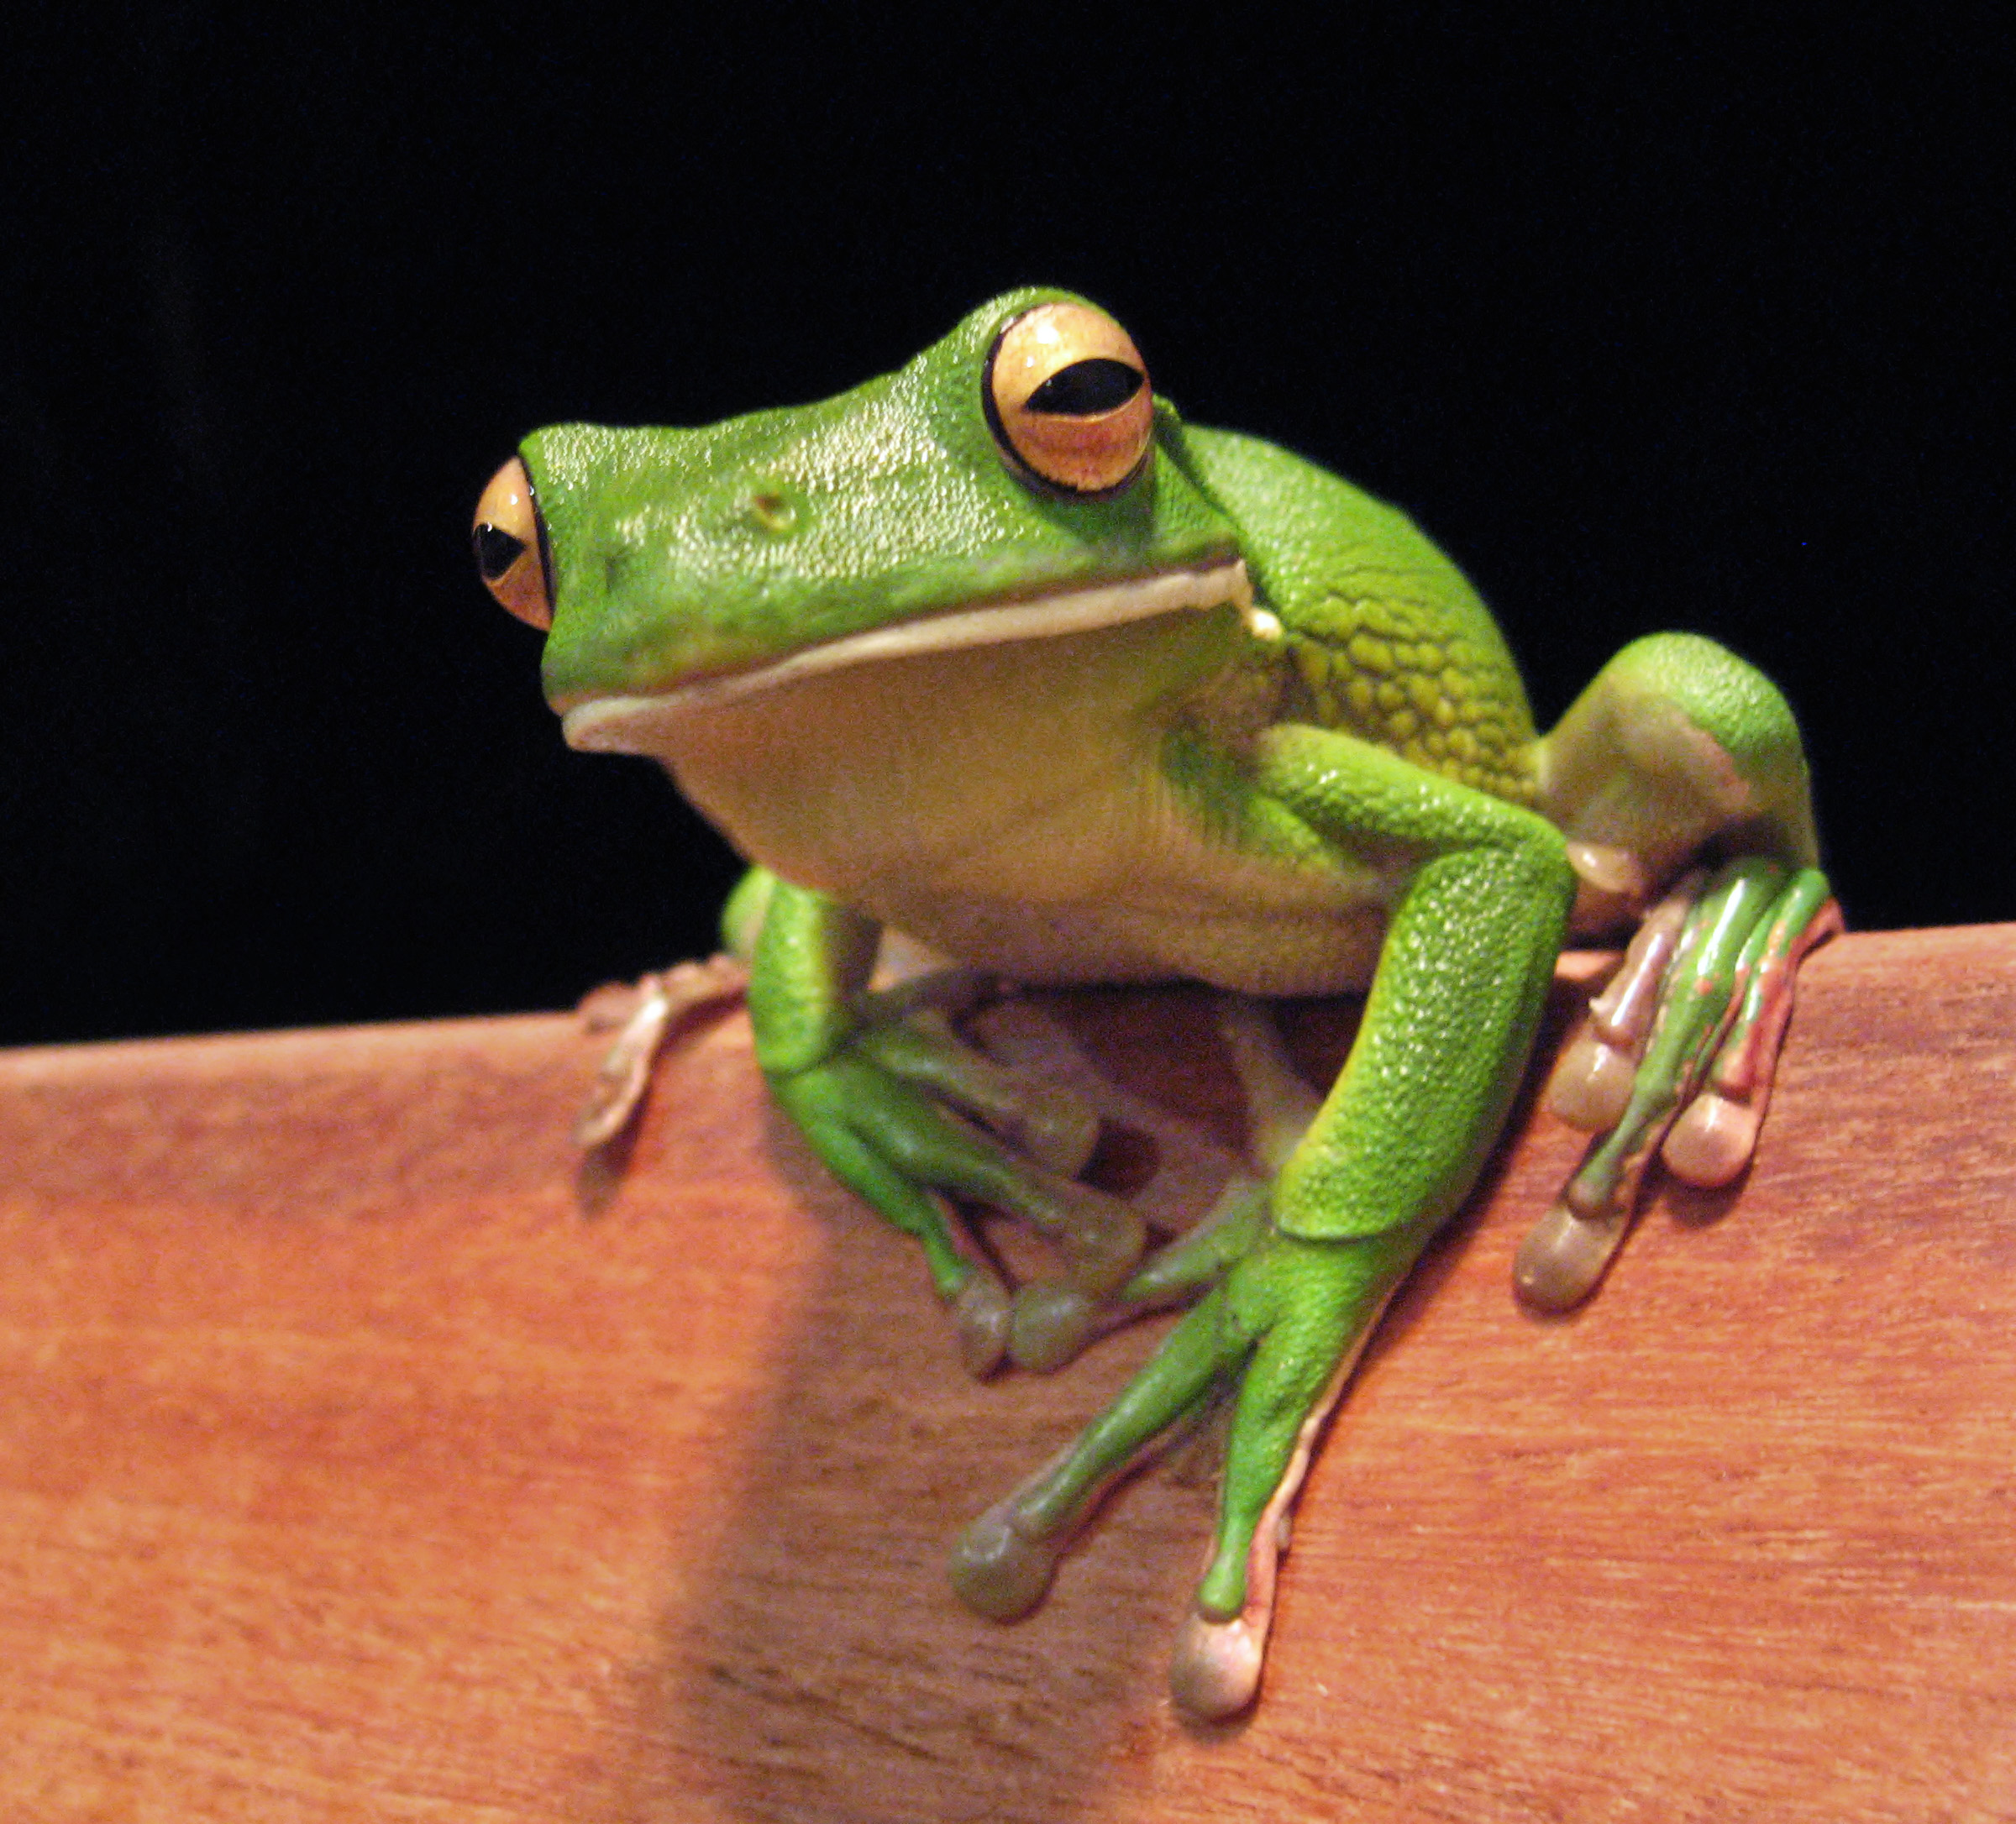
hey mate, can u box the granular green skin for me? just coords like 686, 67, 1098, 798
1286, 606, 1537, 801
1167, 421, 1538, 805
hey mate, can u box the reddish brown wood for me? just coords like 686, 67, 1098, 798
2, 927, 2013, 1821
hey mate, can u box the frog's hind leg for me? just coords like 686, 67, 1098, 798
1522, 633, 1842, 1310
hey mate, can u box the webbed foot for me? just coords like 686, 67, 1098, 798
772, 983, 1153, 1375
1516, 858, 1840, 1311
950, 1224, 1415, 1719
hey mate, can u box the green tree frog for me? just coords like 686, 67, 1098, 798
474, 290, 1838, 1718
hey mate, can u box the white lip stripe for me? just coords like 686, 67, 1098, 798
562, 557, 1251, 740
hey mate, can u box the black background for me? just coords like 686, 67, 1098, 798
6, 11, 2008, 1048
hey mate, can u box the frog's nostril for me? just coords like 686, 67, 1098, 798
744, 487, 799, 534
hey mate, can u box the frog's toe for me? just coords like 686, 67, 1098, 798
1053, 1186, 1148, 1295
952, 1266, 1014, 1376
1512, 1198, 1630, 1313
948, 1497, 1066, 1621
790, 1044, 1147, 1350
1007, 1178, 1270, 1372
951, 1287, 1245, 1625
1165, 1244, 1391, 1721
843, 1007, 1146, 1300
857, 1004, 1103, 1177
1169, 1611, 1267, 1722
1542, 1025, 1637, 1132
1003, 1078, 1104, 1177
573, 955, 751, 1148
1663, 874, 1840, 1187
1007, 1279, 1103, 1372
1660, 1087, 1761, 1186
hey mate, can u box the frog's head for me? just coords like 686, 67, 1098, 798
472, 289, 1247, 752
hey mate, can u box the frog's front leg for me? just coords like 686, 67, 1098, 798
1519, 634, 1841, 1309
953, 731, 1575, 1717
747, 873, 1144, 1374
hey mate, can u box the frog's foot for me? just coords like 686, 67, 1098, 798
856, 998, 1104, 1179
573, 954, 752, 1147
1005, 1174, 1272, 1371
850, 983, 1312, 1377
1000, 992, 1322, 1372
980, 993, 1315, 1371
951, 1225, 1413, 1721
1516, 858, 1840, 1312
949, 1274, 1244, 1627
779, 1002, 1147, 1376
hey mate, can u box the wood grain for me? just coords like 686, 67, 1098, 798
2, 926, 2013, 1821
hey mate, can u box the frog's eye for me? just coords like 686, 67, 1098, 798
984, 301, 1153, 495
473, 457, 552, 631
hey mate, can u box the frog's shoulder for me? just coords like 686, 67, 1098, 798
1169, 422, 1538, 799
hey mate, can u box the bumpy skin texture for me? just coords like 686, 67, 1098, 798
491, 287, 1835, 1720
1174, 425, 1540, 803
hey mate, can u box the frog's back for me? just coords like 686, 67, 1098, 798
1179, 424, 1538, 805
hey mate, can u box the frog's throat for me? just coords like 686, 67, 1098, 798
560, 557, 1252, 752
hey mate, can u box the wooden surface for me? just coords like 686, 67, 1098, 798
3, 926, 2013, 1822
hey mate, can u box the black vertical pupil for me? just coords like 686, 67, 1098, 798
1025, 359, 1144, 416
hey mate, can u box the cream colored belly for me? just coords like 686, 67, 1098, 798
682, 726, 1397, 995
847, 797, 1394, 994
585, 611, 1401, 995
871, 890, 1392, 995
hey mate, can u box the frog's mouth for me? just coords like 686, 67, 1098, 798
560, 556, 1252, 754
